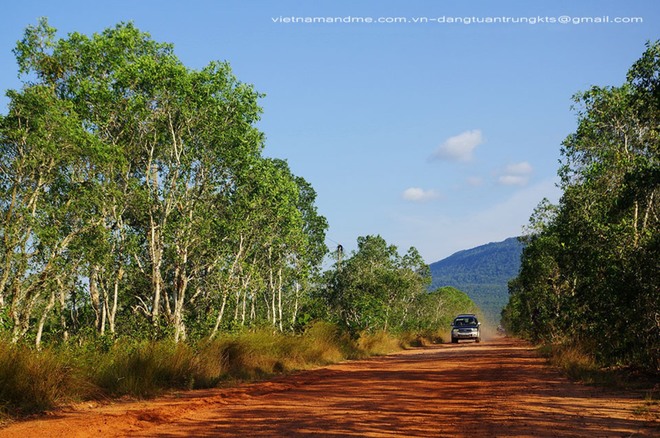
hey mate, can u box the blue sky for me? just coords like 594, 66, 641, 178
1, 1, 658, 262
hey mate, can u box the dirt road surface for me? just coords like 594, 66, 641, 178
1, 338, 657, 437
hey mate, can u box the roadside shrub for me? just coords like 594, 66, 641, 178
541, 343, 601, 383
196, 330, 299, 381
215, 332, 281, 379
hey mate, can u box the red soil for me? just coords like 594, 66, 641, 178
1, 338, 657, 437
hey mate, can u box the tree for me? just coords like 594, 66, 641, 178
0, 75, 104, 344
324, 235, 430, 333
0, 19, 328, 344
505, 41, 660, 370
408, 286, 479, 334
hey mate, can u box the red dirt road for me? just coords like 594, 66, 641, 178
1, 338, 658, 437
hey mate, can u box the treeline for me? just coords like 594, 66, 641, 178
0, 19, 331, 345
0, 20, 470, 349
320, 235, 479, 336
503, 42, 660, 371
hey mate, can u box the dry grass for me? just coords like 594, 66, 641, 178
397, 330, 444, 348
358, 330, 405, 355
92, 341, 200, 397
539, 342, 660, 395
545, 344, 600, 381
1, 322, 425, 417
0, 343, 94, 415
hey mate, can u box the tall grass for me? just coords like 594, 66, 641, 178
357, 330, 402, 354
92, 341, 201, 397
541, 342, 660, 389
543, 344, 600, 382
0, 322, 434, 418
397, 329, 444, 348
0, 343, 93, 415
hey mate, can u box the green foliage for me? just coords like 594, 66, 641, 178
0, 19, 328, 345
322, 235, 432, 334
320, 235, 480, 339
504, 41, 660, 372
410, 286, 480, 331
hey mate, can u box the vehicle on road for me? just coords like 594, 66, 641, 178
451, 314, 481, 343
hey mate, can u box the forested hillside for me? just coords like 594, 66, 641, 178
429, 237, 523, 323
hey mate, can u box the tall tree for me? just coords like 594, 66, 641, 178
324, 235, 430, 333
0, 19, 328, 343
504, 41, 660, 370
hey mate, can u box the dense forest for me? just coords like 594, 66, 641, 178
0, 20, 473, 352
502, 42, 660, 371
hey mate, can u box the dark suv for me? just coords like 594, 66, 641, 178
451, 314, 481, 343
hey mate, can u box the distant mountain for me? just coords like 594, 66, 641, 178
429, 237, 524, 323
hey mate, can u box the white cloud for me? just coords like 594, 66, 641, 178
392, 178, 562, 262
402, 187, 440, 202
431, 129, 483, 162
498, 175, 528, 186
504, 161, 533, 175
498, 161, 533, 186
